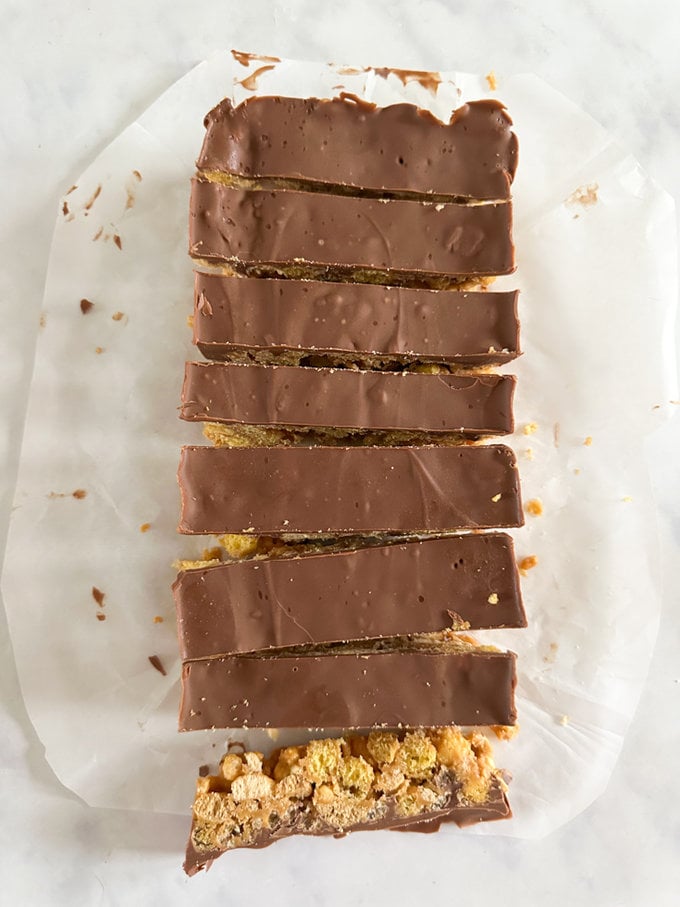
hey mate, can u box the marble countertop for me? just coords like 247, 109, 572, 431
1, 1, 679, 904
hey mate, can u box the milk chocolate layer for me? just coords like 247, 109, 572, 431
193, 273, 520, 367
179, 650, 517, 730
180, 362, 516, 437
177, 444, 523, 535
197, 96, 517, 201
174, 534, 526, 659
189, 181, 514, 280
184, 779, 510, 874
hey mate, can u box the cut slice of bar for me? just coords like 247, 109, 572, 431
174, 534, 526, 659
189, 181, 514, 285
197, 96, 517, 201
180, 362, 516, 444
193, 274, 520, 368
184, 727, 511, 874
179, 641, 517, 730
177, 444, 523, 535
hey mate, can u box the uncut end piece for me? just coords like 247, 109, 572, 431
185, 727, 511, 874
189, 181, 515, 282
181, 362, 516, 441
193, 273, 520, 369
197, 95, 517, 201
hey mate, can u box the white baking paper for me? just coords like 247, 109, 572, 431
1, 52, 677, 837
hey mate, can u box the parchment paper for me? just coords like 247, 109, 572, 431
2, 52, 677, 837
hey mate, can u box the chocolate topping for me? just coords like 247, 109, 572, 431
193, 274, 520, 367
179, 649, 517, 730
197, 96, 517, 200
189, 181, 514, 279
180, 362, 516, 436
177, 444, 523, 535
174, 534, 526, 659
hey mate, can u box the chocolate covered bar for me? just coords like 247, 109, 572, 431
197, 96, 517, 201
189, 180, 514, 285
179, 644, 517, 730
174, 534, 526, 659
177, 444, 523, 535
184, 727, 510, 873
193, 274, 520, 368
180, 362, 516, 444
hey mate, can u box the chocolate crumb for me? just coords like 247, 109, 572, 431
92, 586, 106, 607
72, 489, 87, 499
198, 764, 210, 777
66, 184, 78, 195
62, 201, 70, 216
238, 64, 276, 92
92, 227, 104, 241
197, 292, 213, 316
140, 522, 151, 532
80, 298, 94, 314
113, 234, 122, 250
96, 613, 106, 621
84, 184, 102, 211
125, 190, 135, 210
148, 655, 167, 676
112, 311, 125, 322
553, 422, 560, 447
39, 313, 46, 328
132, 170, 142, 181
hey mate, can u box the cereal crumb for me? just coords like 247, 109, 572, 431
125, 189, 135, 211
132, 170, 142, 181
91, 586, 105, 607
491, 493, 502, 503
95, 346, 105, 354
96, 613, 106, 622
72, 489, 87, 499
559, 715, 570, 726
566, 183, 599, 208
187, 314, 195, 329
485, 71, 497, 91
491, 724, 519, 740
80, 298, 94, 314
92, 227, 104, 241
523, 422, 538, 435
553, 422, 560, 447
153, 615, 164, 624
487, 593, 499, 605
140, 522, 151, 533
622, 496, 633, 503
583, 436, 593, 446
524, 448, 534, 460
148, 655, 167, 676
266, 729, 280, 741
573, 468, 581, 475
526, 498, 543, 517
112, 311, 125, 321
518, 555, 538, 575
66, 184, 77, 195
543, 642, 559, 664
39, 313, 46, 328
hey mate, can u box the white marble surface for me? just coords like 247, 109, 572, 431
1, 1, 679, 904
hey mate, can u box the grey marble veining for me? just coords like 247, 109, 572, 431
1, 1, 679, 904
